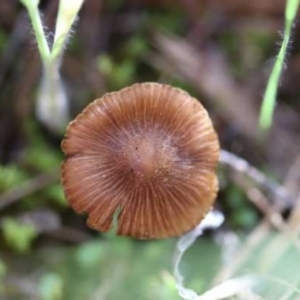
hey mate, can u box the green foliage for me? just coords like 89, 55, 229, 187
44, 184, 67, 207
125, 36, 149, 58
0, 260, 6, 277
39, 273, 64, 300
0, 120, 65, 211
27, 238, 182, 300
2, 218, 37, 253
98, 54, 135, 89
148, 10, 185, 34
75, 241, 106, 269
19, 121, 66, 207
25, 145, 61, 172
0, 236, 221, 300
226, 185, 259, 229
106, 0, 124, 10
24, 121, 62, 172
0, 29, 7, 53
218, 29, 275, 79
0, 259, 6, 294
226, 227, 300, 299
0, 164, 27, 192
180, 237, 222, 294
97, 35, 150, 90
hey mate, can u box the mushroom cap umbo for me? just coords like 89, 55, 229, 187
61, 82, 219, 239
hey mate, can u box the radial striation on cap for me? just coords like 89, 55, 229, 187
61, 82, 220, 239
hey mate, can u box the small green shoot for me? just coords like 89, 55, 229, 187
20, 0, 84, 134
259, 0, 300, 131
106, 207, 122, 238
20, 0, 50, 62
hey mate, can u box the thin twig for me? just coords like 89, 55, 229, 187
47, 226, 91, 243
219, 149, 294, 208
0, 169, 59, 210
236, 179, 286, 230
284, 151, 300, 231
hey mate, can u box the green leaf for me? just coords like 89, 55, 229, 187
2, 217, 37, 253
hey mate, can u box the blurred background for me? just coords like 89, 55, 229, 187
1, 0, 300, 299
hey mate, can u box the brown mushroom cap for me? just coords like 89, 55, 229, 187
61, 82, 219, 239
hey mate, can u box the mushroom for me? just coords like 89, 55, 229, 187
61, 82, 219, 239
